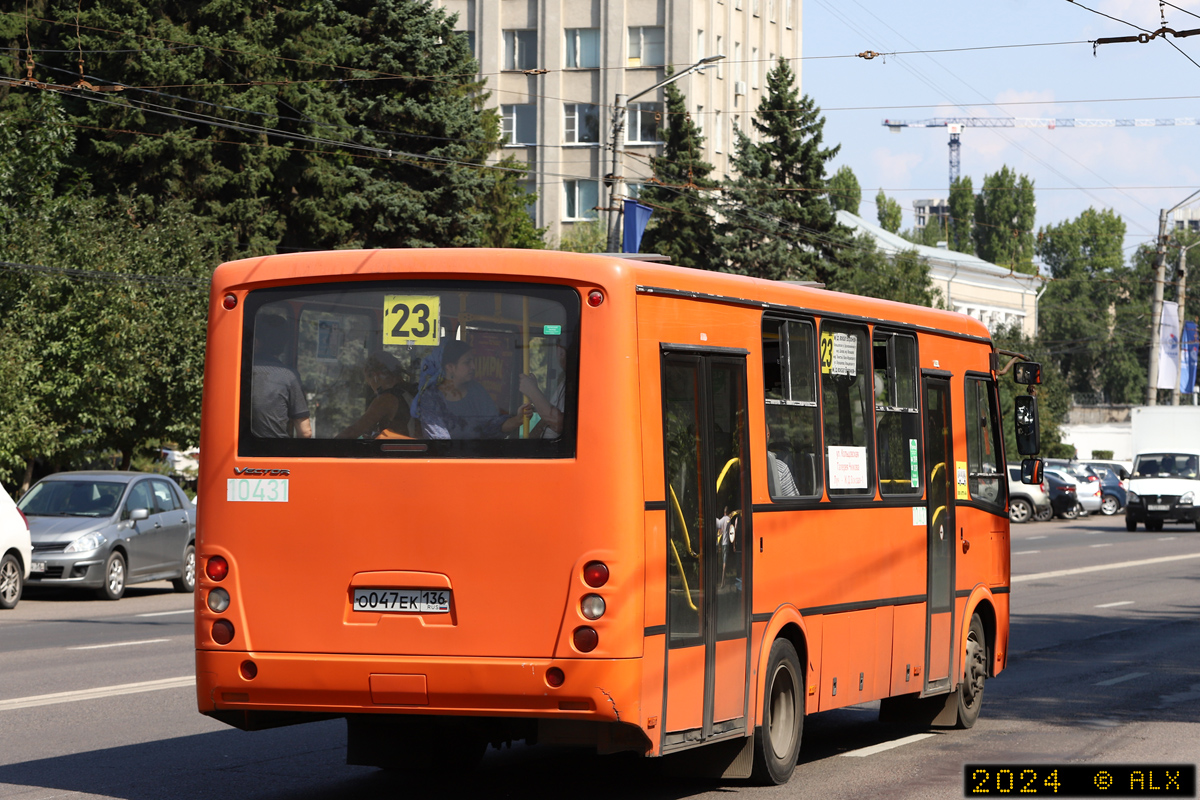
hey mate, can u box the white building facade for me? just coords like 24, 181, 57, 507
436, 0, 802, 243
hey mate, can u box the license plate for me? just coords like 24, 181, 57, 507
30, 562, 45, 573
353, 588, 450, 613
1148, 504, 1170, 511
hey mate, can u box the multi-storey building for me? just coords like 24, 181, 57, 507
436, 0, 802, 244
912, 198, 949, 234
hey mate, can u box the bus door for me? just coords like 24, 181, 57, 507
660, 349, 752, 748
922, 374, 956, 694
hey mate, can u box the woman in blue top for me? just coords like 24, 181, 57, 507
417, 340, 529, 439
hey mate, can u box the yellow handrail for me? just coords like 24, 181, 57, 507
715, 457, 740, 493
669, 485, 698, 557
930, 462, 946, 483
669, 540, 699, 612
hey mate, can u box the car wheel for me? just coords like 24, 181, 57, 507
172, 544, 196, 593
1059, 503, 1078, 520
0, 553, 23, 610
752, 638, 804, 785
955, 614, 988, 729
1009, 498, 1032, 524
97, 551, 126, 601
1125, 516, 1137, 532
1034, 506, 1054, 523
1100, 495, 1120, 516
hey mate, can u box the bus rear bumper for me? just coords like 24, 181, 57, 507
195, 649, 642, 726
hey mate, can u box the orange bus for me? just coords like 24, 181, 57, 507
196, 248, 1014, 783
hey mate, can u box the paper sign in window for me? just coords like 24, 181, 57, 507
828, 446, 868, 489
956, 460, 970, 500
383, 296, 440, 346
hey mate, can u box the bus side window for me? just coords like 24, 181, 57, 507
966, 377, 1005, 509
874, 332, 922, 496
820, 321, 874, 497
762, 317, 821, 499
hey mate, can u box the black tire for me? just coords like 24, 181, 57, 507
0, 553, 22, 610
1059, 503, 1078, 520
1195, 519, 1199, 532
752, 638, 804, 785
172, 544, 196, 593
97, 551, 126, 601
1008, 498, 1032, 524
955, 614, 987, 729
1100, 495, 1120, 516
1033, 506, 1054, 523
1146, 519, 1164, 532
1125, 516, 1138, 532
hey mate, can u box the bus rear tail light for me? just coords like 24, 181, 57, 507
207, 587, 231, 613
573, 627, 598, 653
587, 290, 604, 307
222, 294, 238, 310
206, 556, 229, 581
240, 660, 258, 680
580, 594, 605, 620
583, 561, 608, 588
212, 620, 235, 645
545, 667, 565, 688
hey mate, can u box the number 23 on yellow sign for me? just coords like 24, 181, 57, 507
383, 295, 440, 346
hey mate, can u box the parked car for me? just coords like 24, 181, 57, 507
1, 490, 32, 610
1043, 470, 1080, 519
1085, 460, 1131, 488
1006, 464, 1052, 523
1086, 465, 1128, 516
1044, 460, 1103, 515
18, 472, 196, 600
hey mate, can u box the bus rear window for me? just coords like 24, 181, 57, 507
238, 281, 580, 458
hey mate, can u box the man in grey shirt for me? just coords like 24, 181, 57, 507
251, 314, 312, 438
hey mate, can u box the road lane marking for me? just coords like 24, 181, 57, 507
1012, 552, 1200, 583
136, 609, 193, 618
1094, 672, 1147, 687
1158, 537, 1176, 541
1095, 600, 1134, 608
840, 733, 935, 757
69, 638, 169, 651
1027, 536, 1047, 540
1090, 543, 1112, 548
0, 676, 195, 711
1013, 550, 1041, 555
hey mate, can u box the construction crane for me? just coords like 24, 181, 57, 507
883, 117, 1200, 186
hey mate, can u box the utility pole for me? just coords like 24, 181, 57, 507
1147, 190, 1200, 406
605, 55, 724, 252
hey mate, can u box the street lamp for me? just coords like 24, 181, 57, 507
1173, 238, 1200, 405
604, 54, 725, 253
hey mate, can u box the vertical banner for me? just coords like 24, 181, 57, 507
622, 199, 654, 253
1181, 320, 1199, 394
1157, 301, 1181, 390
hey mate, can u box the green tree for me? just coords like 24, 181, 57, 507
476, 158, 546, 249
1037, 208, 1146, 403
8, 0, 504, 253
875, 189, 903, 233
638, 79, 721, 270
948, 176, 975, 254
830, 236, 939, 307
974, 166, 1036, 273
828, 165, 861, 215
719, 58, 851, 285
555, 220, 607, 253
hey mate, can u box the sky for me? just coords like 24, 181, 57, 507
799, 0, 1200, 255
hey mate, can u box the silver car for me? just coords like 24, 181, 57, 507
19, 471, 196, 600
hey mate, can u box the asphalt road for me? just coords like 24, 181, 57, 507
1, 512, 1198, 799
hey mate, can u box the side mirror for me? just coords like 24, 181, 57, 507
1014, 394, 1040, 455
1013, 361, 1042, 385
1021, 458, 1044, 485
129, 507, 151, 521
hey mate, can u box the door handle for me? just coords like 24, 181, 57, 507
154, 520, 162, 528
960, 527, 970, 553
180, 516, 188, 524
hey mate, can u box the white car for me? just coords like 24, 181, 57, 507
1043, 467, 1102, 515
1, 489, 32, 609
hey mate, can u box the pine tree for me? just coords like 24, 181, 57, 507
719, 58, 851, 285
638, 79, 721, 270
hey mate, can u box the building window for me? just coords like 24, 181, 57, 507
503, 30, 538, 71
734, 42, 742, 85
735, 0, 742, 8
563, 180, 599, 220
501, 104, 537, 146
457, 30, 476, 59
769, 0, 776, 21
751, 47, 759, 88
627, 26, 664, 68
697, 29, 705, 60
564, 103, 600, 144
627, 182, 645, 200
714, 110, 723, 153
786, 0, 794, 27
627, 103, 663, 144
696, 105, 705, 140
753, 0, 760, 16
715, 36, 724, 78
763, 317, 822, 500
564, 28, 599, 68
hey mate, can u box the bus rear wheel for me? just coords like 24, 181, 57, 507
752, 638, 804, 785
954, 614, 987, 729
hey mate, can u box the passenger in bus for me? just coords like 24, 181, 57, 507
414, 340, 529, 439
250, 314, 312, 438
335, 352, 414, 439
518, 337, 568, 439
766, 426, 799, 497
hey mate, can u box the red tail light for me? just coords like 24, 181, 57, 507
206, 556, 229, 582
545, 667, 565, 688
240, 660, 258, 680
212, 619, 235, 644
583, 561, 609, 588
573, 627, 598, 652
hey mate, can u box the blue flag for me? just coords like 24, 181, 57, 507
1181, 320, 1199, 394
622, 199, 654, 253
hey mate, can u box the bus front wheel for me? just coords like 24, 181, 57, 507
752, 638, 804, 785
954, 614, 987, 729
